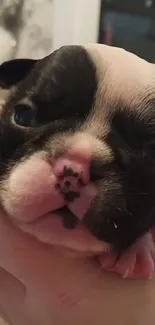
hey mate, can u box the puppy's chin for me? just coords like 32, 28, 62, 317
11, 211, 108, 257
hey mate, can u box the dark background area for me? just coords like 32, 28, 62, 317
98, 0, 155, 63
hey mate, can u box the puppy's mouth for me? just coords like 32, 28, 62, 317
53, 206, 79, 229
16, 204, 106, 254
10, 179, 105, 253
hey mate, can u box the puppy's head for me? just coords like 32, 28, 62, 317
0, 44, 155, 254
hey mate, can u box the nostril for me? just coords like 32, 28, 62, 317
64, 180, 71, 187
55, 183, 61, 190
78, 173, 85, 186
56, 175, 82, 192
55, 176, 81, 202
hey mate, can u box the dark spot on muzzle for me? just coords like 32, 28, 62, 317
55, 207, 78, 229
64, 180, 71, 187
64, 191, 80, 202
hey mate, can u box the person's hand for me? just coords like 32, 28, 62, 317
0, 211, 155, 325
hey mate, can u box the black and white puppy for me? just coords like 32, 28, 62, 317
0, 43, 155, 279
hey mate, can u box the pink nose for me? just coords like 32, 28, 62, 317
53, 157, 90, 202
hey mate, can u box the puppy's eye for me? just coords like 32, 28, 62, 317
14, 104, 35, 127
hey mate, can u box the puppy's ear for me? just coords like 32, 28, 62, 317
0, 58, 36, 89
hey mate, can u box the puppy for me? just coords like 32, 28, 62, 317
0, 43, 155, 279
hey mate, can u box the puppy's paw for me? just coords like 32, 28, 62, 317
99, 233, 155, 279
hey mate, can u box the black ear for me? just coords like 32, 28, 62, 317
0, 58, 36, 89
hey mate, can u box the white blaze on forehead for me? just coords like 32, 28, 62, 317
84, 43, 154, 105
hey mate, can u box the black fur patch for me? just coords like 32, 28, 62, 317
0, 58, 36, 88
89, 103, 155, 251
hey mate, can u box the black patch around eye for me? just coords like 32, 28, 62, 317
14, 104, 35, 127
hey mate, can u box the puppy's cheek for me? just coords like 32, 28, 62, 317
1, 152, 65, 222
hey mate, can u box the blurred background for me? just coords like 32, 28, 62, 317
0, 0, 155, 64
99, 0, 155, 63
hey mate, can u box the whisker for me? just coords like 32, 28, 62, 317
131, 192, 148, 196
128, 188, 148, 196
116, 207, 133, 216
123, 208, 133, 216
113, 221, 118, 229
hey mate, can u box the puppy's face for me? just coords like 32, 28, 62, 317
0, 44, 155, 255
